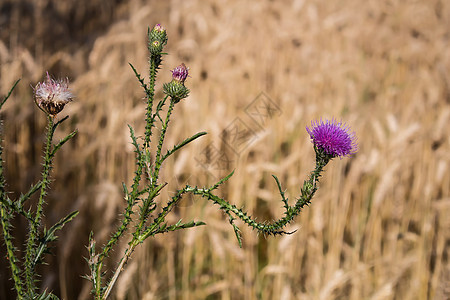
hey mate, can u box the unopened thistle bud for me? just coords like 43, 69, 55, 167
34, 72, 73, 116
163, 63, 190, 103
148, 23, 168, 53
149, 40, 163, 55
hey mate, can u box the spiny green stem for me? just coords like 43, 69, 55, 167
99, 182, 165, 298
144, 53, 160, 148
102, 185, 194, 299
99, 128, 144, 262
136, 98, 175, 233
101, 97, 181, 297
187, 157, 329, 236
95, 48, 167, 297
24, 115, 54, 295
102, 186, 182, 299
98, 188, 137, 262
136, 182, 166, 236
154, 98, 175, 179
139, 186, 187, 241
0, 205, 24, 299
19, 181, 43, 206
94, 129, 144, 293
0, 79, 25, 298
101, 239, 139, 300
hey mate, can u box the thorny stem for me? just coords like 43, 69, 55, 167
99, 154, 328, 299
99, 128, 144, 262
140, 186, 187, 241
0, 86, 25, 297
0, 205, 24, 299
137, 97, 174, 235
188, 154, 330, 235
154, 98, 175, 182
101, 240, 138, 300
24, 115, 54, 296
102, 187, 187, 299
99, 89, 182, 299
144, 50, 159, 148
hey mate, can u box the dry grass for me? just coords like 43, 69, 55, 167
1, 0, 449, 299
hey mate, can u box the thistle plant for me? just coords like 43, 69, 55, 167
1, 75, 77, 299
0, 24, 357, 299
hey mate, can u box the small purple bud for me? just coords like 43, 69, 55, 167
34, 72, 73, 116
306, 118, 358, 158
171, 63, 189, 83
153, 24, 165, 33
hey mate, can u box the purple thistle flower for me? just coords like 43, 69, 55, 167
171, 63, 189, 84
306, 118, 358, 158
34, 72, 73, 116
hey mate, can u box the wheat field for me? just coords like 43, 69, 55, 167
0, 0, 449, 299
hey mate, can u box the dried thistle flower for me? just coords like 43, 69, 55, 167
306, 118, 358, 158
34, 72, 73, 116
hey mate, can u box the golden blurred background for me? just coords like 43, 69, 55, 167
1, 0, 449, 299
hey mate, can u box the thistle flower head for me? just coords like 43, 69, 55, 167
306, 118, 358, 158
34, 72, 73, 116
163, 63, 190, 103
171, 63, 189, 83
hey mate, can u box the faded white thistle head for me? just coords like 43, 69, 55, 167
34, 72, 73, 116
